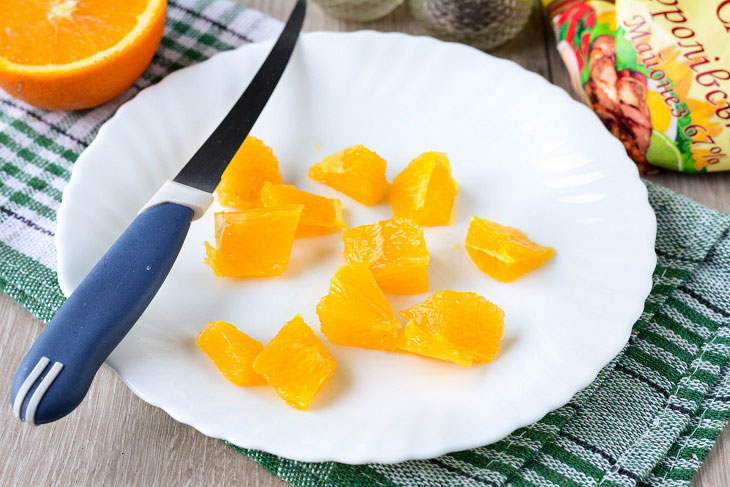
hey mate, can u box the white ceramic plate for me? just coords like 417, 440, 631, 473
56, 32, 656, 464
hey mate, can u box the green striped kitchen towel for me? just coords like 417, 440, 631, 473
0, 1, 728, 486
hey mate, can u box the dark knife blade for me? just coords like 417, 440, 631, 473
173, 0, 306, 193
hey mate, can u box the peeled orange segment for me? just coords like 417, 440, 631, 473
397, 291, 505, 367
204, 206, 303, 278
0, 0, 166, 110
317, 263, 402, 351
308, 145, 388, 206
215, 136, 283, 209
465, 216, 556, 282
343, 218, 430, 295
260, 182, 345, 238
252, 315, 336, 410
196, 321, 265, 386
389, 152, 458, 226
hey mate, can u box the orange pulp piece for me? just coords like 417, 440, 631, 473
260, 182, 345, 238
308, 145, 388, 206
389, 152, 458, 226
205, 206, 303, 278
397, 291, 504, 367
216, 136, 283, 209
196, 321, 265, 386
343, 218, 430, 295
252, 315, 336, 410
465, 216, 556, 282
0, 0, 166, 110
317, 263, 402, 351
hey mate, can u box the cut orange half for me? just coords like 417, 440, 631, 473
0, 0, 167, 110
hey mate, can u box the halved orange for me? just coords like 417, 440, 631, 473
260, 182, 345, 238
252, 315, 336, 410
317, 263, 402, 351
397, 291, 504, 367
343, 217, 430, 295
465, 216, 556, 282
308, 145, 388, 206
216, 136, 283, 209
0, 0, 166, 110
389, 152, 458, 226
205, 206, 303, 278
196, 321, 265, 386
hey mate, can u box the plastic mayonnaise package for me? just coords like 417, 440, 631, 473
544, 0, 730, 172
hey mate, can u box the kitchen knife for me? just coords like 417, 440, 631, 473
11, 0, 306, 425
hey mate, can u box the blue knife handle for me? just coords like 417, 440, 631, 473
11, 202, 194, 425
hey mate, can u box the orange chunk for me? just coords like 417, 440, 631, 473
343, 218, 430, 295
317, 263, 402, 351
465, 217, 556, 282
196, 321, 265, 386
390, 152, 458, 226
205, 206, 302, 278
216, 136, 283, 209
308, 145, 388, 205
252, 315, 336, 410
397, 291, 504, 367
260, 182, 345, 238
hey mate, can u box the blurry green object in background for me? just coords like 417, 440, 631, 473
410, 0, 533, 51
313, 0, 405, 21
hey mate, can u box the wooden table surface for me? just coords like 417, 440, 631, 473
2, 1, 729, 486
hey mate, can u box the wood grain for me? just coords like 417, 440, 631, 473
0, 1, 728, 486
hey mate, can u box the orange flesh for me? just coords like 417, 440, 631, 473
397, 291, 505, 367
343, 218, 430, 295
465, 217, 556, 282
252, 315, 336, 410
0, 0, 166, 110
308, 145, 388, 206
389, 152, 458, 226
0, 1, 149, 65
260, 182, 345, 238
216, 136, 283, 209
317, 263, 402, 351
205, 206, 302, 278
196, 321, 265, 386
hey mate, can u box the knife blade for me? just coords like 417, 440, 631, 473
175, 0, 305, 192
11, 0, 306, 426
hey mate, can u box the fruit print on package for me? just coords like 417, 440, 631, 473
543, 0, 730, 172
